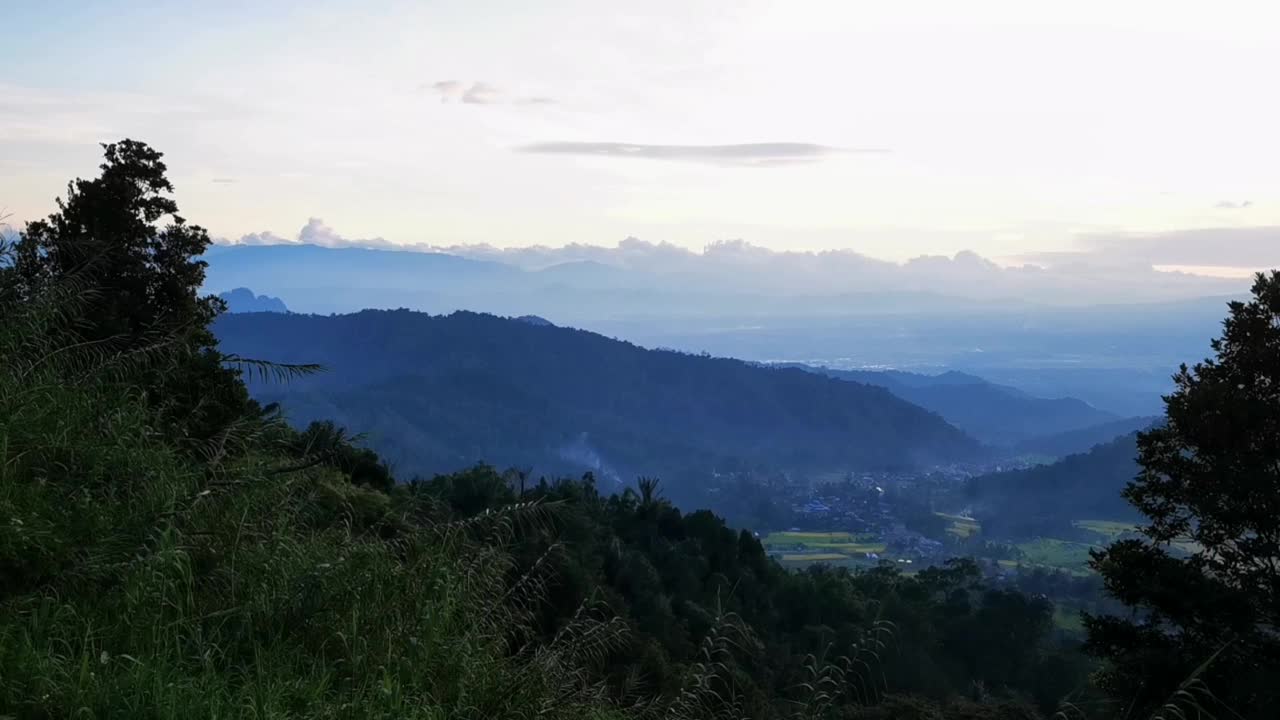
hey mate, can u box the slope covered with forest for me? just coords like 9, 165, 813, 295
797, 365, 1120, 447
7, 140, 1276, 719
966, 433, 1142, 538
213, 310, 984, 486
0, 140, 1082, 720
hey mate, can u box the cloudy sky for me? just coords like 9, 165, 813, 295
3, 0, 1279, 272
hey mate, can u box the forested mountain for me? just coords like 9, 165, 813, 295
213, 310, 983, 490
794, 365, 1119, 447
966, 433, 1141, 538
9, 139, 1278, 720
217, 286, 289, 313
1012, 415, 1159, 458
3, 142, 1089, 719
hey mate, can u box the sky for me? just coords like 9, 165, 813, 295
3, 0, 1279, 272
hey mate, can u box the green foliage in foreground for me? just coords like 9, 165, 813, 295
0, 141, 1076, 719
6, 139, 1270, 719
0, 143, 1070, 720
0, 241, 1073, 719
1085, 271, 1280, 718
0, 268, 627, 718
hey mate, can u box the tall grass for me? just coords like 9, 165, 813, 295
0, 275, 632, 719
2, 271, 887, 719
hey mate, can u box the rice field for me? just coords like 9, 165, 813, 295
1074, 519, 1136, 539
1076, 518, 1201, 555
766, 531, 858, 544
1017, 537, 1096, 572
935, 512, 981, 538
764, 531, 887, 567
780, 553, 850, 563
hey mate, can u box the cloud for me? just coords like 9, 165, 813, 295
296, 217, 397, 249
1015, 227, 1280, 270
461, 82, 500, 105
226, 218, 397, 251
427, 80, 464, 102
424, 80, 553, 106
211, 177, 237, 184
515, 142, 881, 166
233, 230, 293, 246
1214, 200, 1253, 209
211, 227, 1248, 304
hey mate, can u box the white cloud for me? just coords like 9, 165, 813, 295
212, 224, 1250, 304
460, 82, 500, 105
516, 142, 879, 166
425, 80, 555, 106
225, 218, 396, 250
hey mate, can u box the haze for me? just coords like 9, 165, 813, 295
5, 0, 1280, 277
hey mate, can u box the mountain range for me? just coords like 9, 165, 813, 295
789, 364, 1125, 448
200, 243, 1238, 416
213, 309, 983, 492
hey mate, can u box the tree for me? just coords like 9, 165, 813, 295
1085, 270, 1280, 717
11, 140, 251, 446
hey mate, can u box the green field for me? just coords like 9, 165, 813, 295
1013, 538, 1097, 575
935, 512, 981, 538
1052, 604, 1086, 633
810, 542, 887, 553
1075, 518, 1201, 555
763, 531, 886, 567
767, 531, 857, 544
1075, 519, 1136, 539
780, 553, 850, 563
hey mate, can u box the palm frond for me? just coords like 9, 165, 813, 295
220, 354, 323, 383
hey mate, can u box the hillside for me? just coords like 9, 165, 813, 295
1013, 415, 1160, 458
797, 365, 1118, 446
4, 137, 1097, 720
966, 432, 1141, 539
213, 310, 983, 487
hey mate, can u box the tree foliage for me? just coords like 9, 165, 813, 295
1085, 271, 1280, 718
967, 433, 1142, 540
9, 140, 251, 447
211, 308, 984, 492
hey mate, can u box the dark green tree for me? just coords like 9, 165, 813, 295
1085, 271, 1280, 717
280, 420, 394, 492
11, 140, 251, 446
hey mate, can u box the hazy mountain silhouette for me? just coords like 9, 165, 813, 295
1013, 415, 1160, 458
790, 364, 1118, 446
213, 309, 984, 483
217, 287, 288, 313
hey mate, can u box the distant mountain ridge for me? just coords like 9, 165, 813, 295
1013, 415, 1160, 458
206, 236, 1248, 305
200, 243, 1017, 318
213, 309, 983, 489
217, 287, 288, 313
787, 364, 1119, 447
201, 243, 1234, 415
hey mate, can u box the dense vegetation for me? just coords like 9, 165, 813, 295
1084, 270, 1280, 717
3, 140, 1277, 718
0, 140, 1065, 719
212, 310, 983, 490
966, 434, 1142, 539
